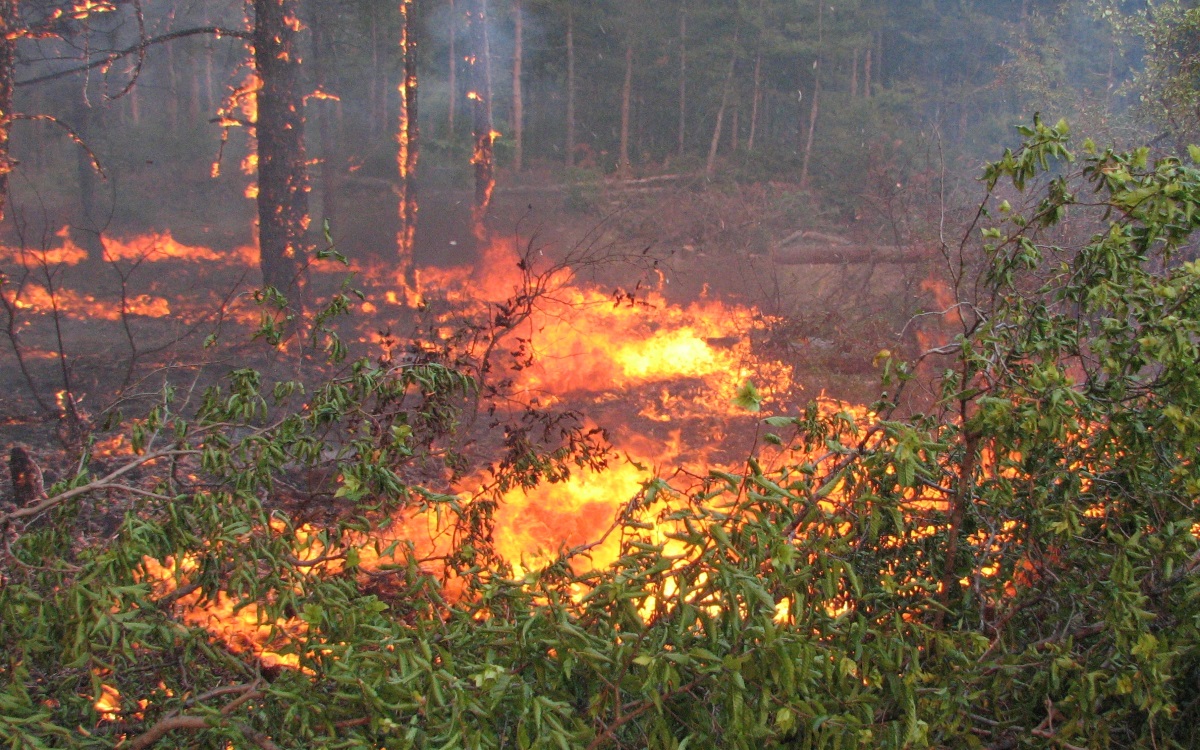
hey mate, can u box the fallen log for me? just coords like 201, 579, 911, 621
769, 243, 932, 265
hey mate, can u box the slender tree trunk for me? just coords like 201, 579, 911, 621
310, 1, 338, 228
448, 0, 456, 135
468, 0, 495, 238
730, 103, 738, 151
370, 8, 381, 137
565, 3, 575, 167
850, 48, 859, 98
706, 43, 738, 179
618, 41, 633, 177
188, 48, 201, 119
874, 30, 881, 93
254, 0, 310, 305
677, 0, 687, 158
511, 0, 523, 172
73, 92, 104, 262
397, 0, 419, 284
203, 6, 215, 112
746, 0, 764, 151
864, 46, 872, 99
800, 1, 822, 190
747, 50, 761, 150
0, 0, 16, 222
166, 38, 179, 128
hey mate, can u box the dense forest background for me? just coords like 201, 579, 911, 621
3, 0, 1194, 257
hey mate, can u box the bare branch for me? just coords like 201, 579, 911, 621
15, 27, 251, 89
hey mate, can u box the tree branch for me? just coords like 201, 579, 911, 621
15, 27, 250, 89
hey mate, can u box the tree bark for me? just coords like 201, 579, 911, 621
397, 0, 419, 282
0, 0, 16, 222
254, 0, 310, 305
468, 0, 495, 238
618, 41, 633, 177
565, 2, 575, 167
511, 0, 523, 172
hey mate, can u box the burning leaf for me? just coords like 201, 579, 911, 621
732, 380, 762, 413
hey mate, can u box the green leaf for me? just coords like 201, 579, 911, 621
732, 380, 762, 413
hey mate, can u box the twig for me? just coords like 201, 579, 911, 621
15, 27, 251, 88
119, 681, 263, 750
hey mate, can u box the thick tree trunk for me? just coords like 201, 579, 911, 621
397, 0, 419, 282
677, 1, 686, 158
618, 41, 632, 177
565, 3, 575, 167
254, 0, 309, 304
511, 0, 523, 172
468, 0, 495, 238
0, 0, 16, 222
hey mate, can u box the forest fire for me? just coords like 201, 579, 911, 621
1, 221, 830, 668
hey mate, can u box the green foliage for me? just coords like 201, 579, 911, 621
5, 119, 1200, 748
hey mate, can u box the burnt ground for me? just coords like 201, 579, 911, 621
0, 176, 953, 500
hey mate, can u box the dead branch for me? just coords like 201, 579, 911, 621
118, 681, 264, 750
0, 448, 198, 524
15, 27, 252, 89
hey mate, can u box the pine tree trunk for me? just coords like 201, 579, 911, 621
706, 44, 737, 179
618, 41, 633, 177
397, 0, 419, 282
468, 0, 495, 237
850, 48, 859, 98
448, 0, 457, 135
746, 0, 764, 151
254, 0, 310, 305
565, 3, 575, 167
166, 38, 179, 128
747, 50, 761, 150
73, 92, 104, 263
512, 0, 524, 172
800, 1, 822, 190
310, 1, 338, 228
0, 0, 16, 222
864, 46, 872, 99
730, 103, 738, 151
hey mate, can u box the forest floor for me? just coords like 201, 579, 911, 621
0, 174, 953, 506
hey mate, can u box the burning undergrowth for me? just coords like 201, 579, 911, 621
1, 223, 824, 666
